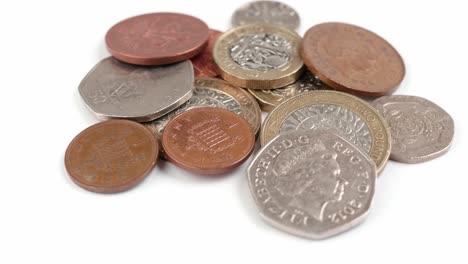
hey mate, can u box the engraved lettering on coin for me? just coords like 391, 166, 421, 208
232, 1, 300, 30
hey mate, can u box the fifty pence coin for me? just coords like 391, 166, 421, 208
301, 22, 405, 96
231, 0, 300, 31
162, 108, 255, 175
106, 13, 209, 66
213, 24, 304, 89
261, 91, 391, 174
372, 95, 454, 163
191, 29, 223, 78
247, 130, 376, 239
79, 57, 194, 122
65, 120, 159, 193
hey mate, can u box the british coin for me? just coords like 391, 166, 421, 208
260, 91, 391, 174
65, 120, 159, 193
231, 0, 300, 31
213, 24, 304, 89
247, 130, 376, 239
372, 95, 454, 163
301, 22, 405, 96
79, 57, 194, 122
162, 108, 255, 175
191, 29, 223, 78
144, 77, 261, 142
248, 70, 331, 112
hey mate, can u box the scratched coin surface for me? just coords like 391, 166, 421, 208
248, 70, 331, 112
144, 77, 261, 142
248, 130, 376, 239
213, 24, 304, 89
261, 91, 391, 174
191, 29, 223, 77
372, 95, 454, 163
231, 0, 300, 31
301, 22, 405, 96
79, 57, 194, 122
106, 13, 209, 65
65, 120, 159, 193
162, 108, 255, 175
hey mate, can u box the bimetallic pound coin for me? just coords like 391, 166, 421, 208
247, 130, 376, 239
231, 0, 300, 31
372, 95, 454, 163
191, 29, 223, 78
261, 91, 391, 174
301, 22, 405, 96
248, 70, 331, 112
79, 57, 194, 122
106, 13, 209, 66
162, 108, 255, 175
65, 120, 159, 193
213, 24, 304, 89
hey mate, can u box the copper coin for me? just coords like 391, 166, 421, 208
162, 108, 255, 175
191, 29, 222, 77
106, 13, 210, 66
301, 22, 405, 96
65, 120, 159, 193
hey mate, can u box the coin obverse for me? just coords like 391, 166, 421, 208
247, 130, 377, 239
372, 95, 454, 163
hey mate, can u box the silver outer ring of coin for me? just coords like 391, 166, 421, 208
79, 57, 194, 122
372, 95, 454, 163
247, 129, 376, 239
231, 0, 300, 31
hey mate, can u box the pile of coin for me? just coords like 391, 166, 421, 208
65, 1, 454, 239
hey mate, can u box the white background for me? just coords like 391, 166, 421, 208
1, 0, 467, 263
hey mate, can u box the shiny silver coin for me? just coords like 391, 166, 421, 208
247, 130, 376, 239
79, 57, 194, 122
231, 0, 300, 31
372, 95, 454, 163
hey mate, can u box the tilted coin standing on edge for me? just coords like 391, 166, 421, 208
260, 91, 391, 175
213, 24, 304, 89
247, 130, 377, 239
231, 0, 300, 31
372, 95, 454, 163
79, 57, 194, 122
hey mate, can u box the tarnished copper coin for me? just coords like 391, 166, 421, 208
191, 29, 222, 77
106, 13, 210, 66
162, 108, 255, 175
65, 120, 159, 193
301, 22, 405, 96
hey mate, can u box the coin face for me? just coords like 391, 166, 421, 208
261, 91, 391, 174
301, 22, 405, 96
106, 13, 209, 66
191, 29, 223, 78
231, 0, 300, 31
248, 130, 376, 239
248, 70, 331, 112
213, 24, 304, 89
65, 120, 159, 193
162, 108, 255, 175
79, 57, 194, 122
372, 95, 454, 163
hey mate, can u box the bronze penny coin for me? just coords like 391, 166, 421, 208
162, 107, 255, 175
106, 13, 210, 66
301, 22, 405, 96
191, 29, 223, 77
65, 120, 159, 193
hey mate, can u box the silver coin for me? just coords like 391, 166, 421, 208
79, 57, 194, 122
372, 95, 454, 163
231, 0, 300, 31
268, 71, 329, 96
247, 129, 376, 239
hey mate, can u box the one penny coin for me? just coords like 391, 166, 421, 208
191, 29, 223, 77
65, 120, 159, 193
301, 22, 405, 96
106, 13, 210, 66
162, 108, 255, 175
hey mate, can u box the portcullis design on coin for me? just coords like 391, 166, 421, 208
247, 130, 376, 239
